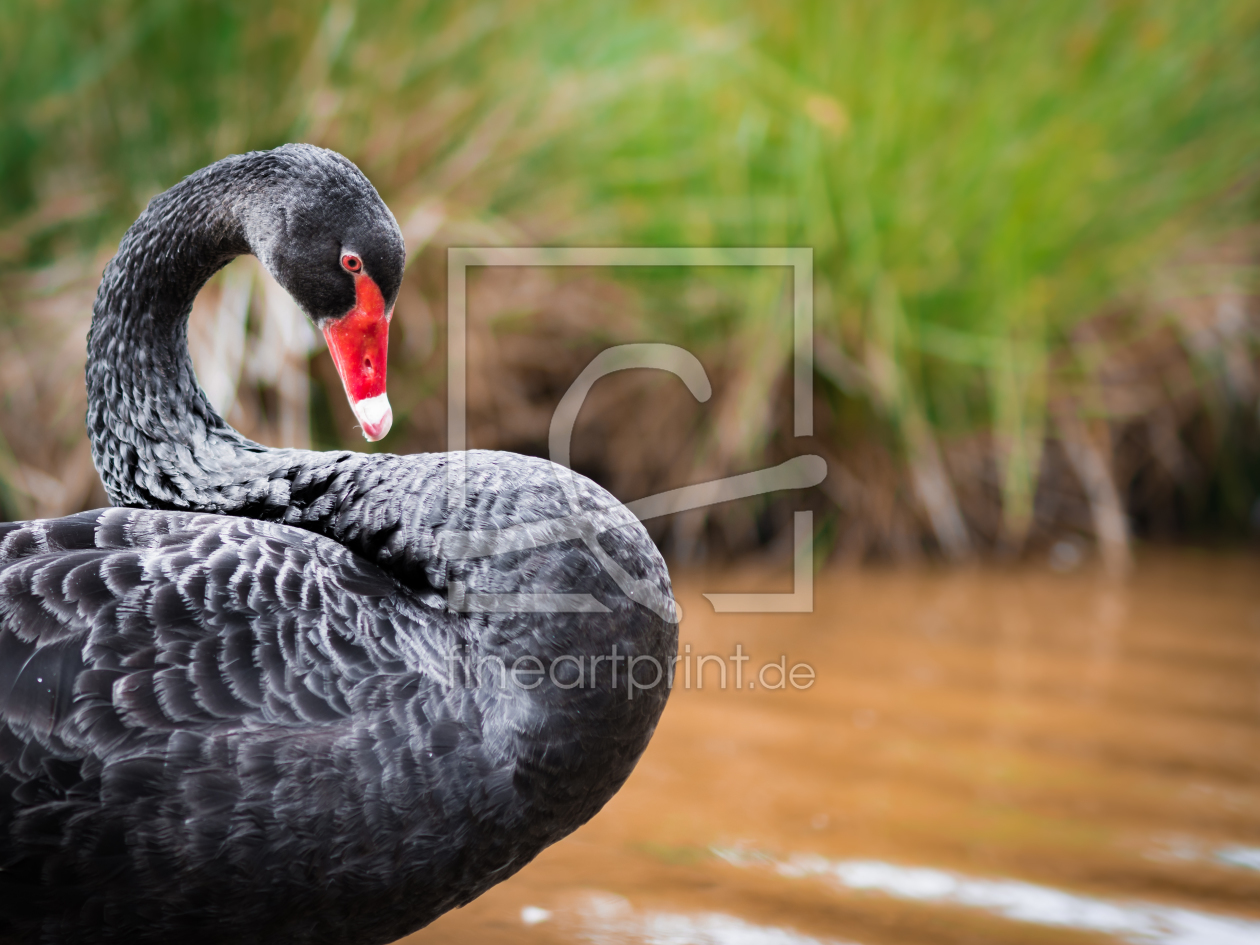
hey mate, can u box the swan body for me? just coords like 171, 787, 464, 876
0, 145, 676, 943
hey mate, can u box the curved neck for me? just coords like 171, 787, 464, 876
90, 155, 254, 502
85, 153, 373, 530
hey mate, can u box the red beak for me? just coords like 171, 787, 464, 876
322, 273, 393, 441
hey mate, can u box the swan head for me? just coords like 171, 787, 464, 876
244, 144, 406, 442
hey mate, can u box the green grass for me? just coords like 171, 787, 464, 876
1, 0, 1258, 547
540, 0, 1260, 538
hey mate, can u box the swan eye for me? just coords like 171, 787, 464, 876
342, 254, 362, 273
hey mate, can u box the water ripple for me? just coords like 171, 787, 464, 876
577, 892, 856, 945
714, 849, 1260, 945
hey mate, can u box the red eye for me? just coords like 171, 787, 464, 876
342, 254, 362, 273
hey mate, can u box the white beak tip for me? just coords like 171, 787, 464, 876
352, 393, 393, 442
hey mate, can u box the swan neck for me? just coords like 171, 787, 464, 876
86, 155, 288, 514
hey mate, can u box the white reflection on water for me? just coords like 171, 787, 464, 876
713, 849, 1260, 945
1215, 846, 1260, 872
577, 892, 854, 945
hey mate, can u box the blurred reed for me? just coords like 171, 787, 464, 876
1, 0, 1257, 566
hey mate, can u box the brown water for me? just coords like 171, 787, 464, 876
408, 554, 1260, 945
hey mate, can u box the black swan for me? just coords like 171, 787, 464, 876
0, 144, 677, 944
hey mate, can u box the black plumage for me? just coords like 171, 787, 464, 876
0, 145, 677, 943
